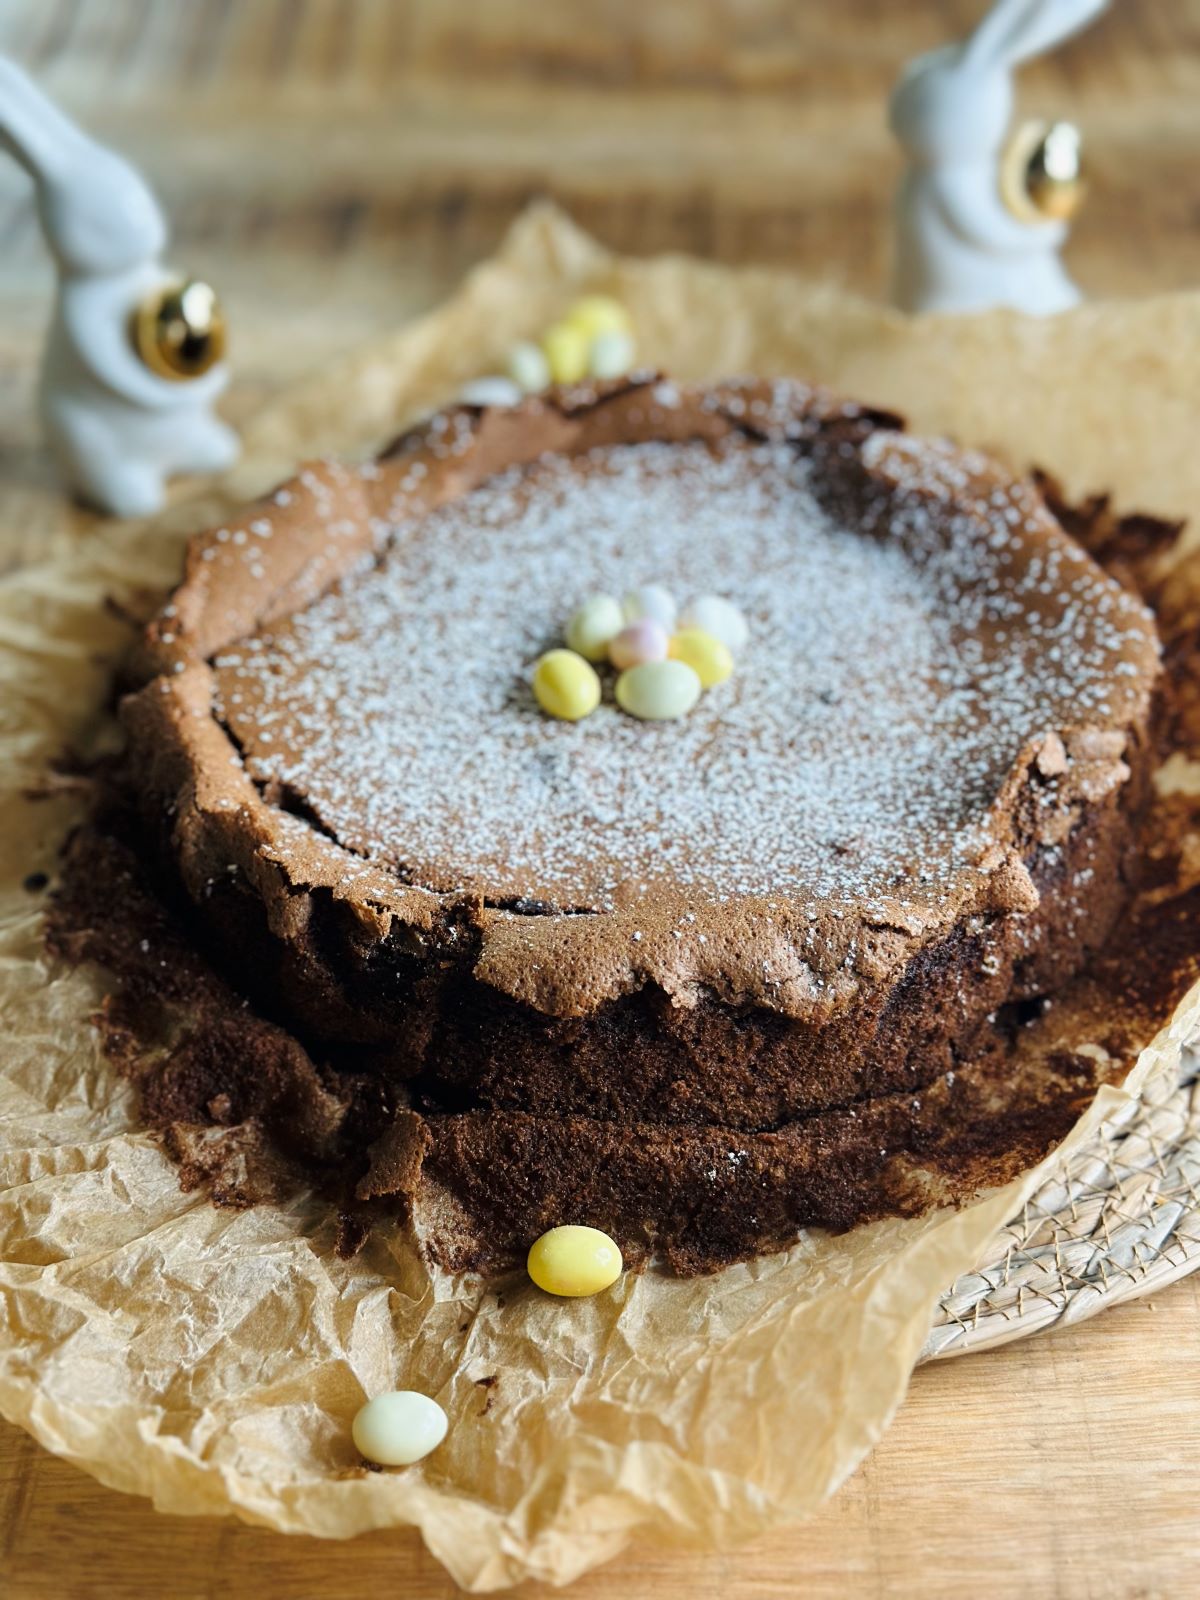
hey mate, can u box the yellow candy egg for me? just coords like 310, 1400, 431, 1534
532, 649, 601, 721
541, 322, 590, 385
527, 1225, 624, 1297
669, 628, 734, 688
564, 294, 633, 341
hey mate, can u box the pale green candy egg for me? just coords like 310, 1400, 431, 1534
352, 1390, 448, 1467
565, 594, 623, 662
588, 327, 637, 380
615, 659, 702, 720
505, 339, 551, 393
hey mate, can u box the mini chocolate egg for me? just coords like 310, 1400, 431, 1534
565, 594, 624, 661
679, 595, 748, 653
506, 340, 551, 393
527, 1225, 623, 1297
669, 627, 734, 688
564, 294, 633, 341
541, 322, 590, 385
609, 618, 669, 671
615, 659, 701, 721
532, 649, 601, 721
352, 1390, 448, 1467
622, 583, 677, 631
587, 327, 637, 380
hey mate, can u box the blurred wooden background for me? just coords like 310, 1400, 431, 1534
1, 2, 1199, 1596
0, 0, 1196, 558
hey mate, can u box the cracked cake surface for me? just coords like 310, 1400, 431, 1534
117, 375, 1163, 1272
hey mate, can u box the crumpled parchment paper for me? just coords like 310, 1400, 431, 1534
2, 203, 1200, 1592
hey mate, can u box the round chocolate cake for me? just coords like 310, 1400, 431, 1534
122, 377, 1161, 1273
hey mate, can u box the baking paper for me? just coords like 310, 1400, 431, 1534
2, 204, 1199, 1591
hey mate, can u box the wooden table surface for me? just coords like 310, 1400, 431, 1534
1, 2, 1199, 1594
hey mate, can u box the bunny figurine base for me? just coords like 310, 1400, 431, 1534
889, 0, 1108, 318
0, 56, 240, 518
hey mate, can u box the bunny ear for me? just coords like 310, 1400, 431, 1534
962, 0, 1042, 68
0, 57, 90, 183
963, 0, 1108, 70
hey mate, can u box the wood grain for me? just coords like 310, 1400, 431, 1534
0, 0, 1196, 575
1, 1, 1199, 1594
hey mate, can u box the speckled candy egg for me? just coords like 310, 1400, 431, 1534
615, 658, 702, 721
679, 595, 748, 653
609, 617, 669, 671
352, 1391, 448, 1467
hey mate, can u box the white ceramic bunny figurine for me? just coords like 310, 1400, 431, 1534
889, 0, 1107, 316
0, 57, 239, 516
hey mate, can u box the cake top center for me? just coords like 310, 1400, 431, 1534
212, 432, 1155, 911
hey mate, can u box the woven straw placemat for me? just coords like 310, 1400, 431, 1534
922, 1044, 1200, 1359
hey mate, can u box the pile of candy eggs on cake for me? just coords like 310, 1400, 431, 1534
532, 586, 748, 723
458, 293, 637, 406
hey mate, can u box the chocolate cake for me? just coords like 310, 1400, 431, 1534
115, 376, 1162, 1273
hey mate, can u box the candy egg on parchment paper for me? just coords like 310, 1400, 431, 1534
351, 1391, 448, 1467
527, 1226, 624, 1297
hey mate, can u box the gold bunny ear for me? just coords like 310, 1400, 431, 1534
1000, 119, 1087, 223
131, 277, 227, 381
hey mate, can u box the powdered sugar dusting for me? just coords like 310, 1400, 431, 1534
212, 436, 1156, 909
